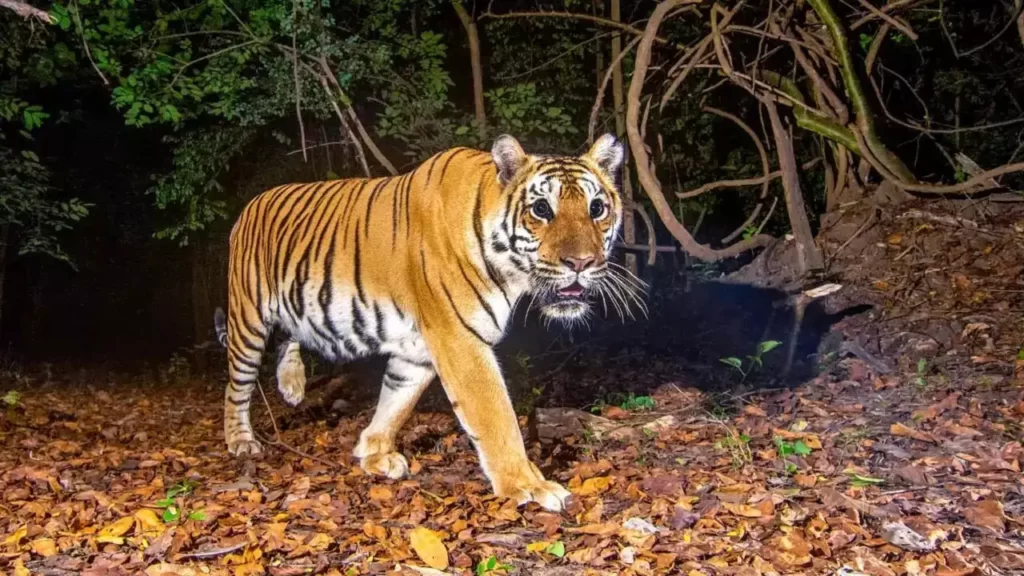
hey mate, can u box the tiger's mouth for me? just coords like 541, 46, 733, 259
539, 281, 591, 321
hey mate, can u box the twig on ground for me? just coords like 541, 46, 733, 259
179, 541, 249, 560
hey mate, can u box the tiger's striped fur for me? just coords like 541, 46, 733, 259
217, 134, 641, 511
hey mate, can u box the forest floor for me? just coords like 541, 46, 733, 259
2, 199, 1024, 576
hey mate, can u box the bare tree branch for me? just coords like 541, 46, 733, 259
0, 0, 53, 23
855, 0, 918, 40
479, 9, 672, 45
589, 35, 642, 143
71, 0, 109, 85
627, 0, 774, 262
317, 56, 397, 175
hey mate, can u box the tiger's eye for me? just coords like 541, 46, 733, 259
589, 199, 606, 219
531, 200, 553, 220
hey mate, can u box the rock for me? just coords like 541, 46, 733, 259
881, 521, 936, 552
529, 408, 617, 443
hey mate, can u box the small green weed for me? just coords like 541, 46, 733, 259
720, 340, 782, 383
544, 541, 565, 558
2, 390, 21, 407
715, 431, 753, 468
156, 480, 204, 523
589, 392, 656, 414
774, 436, 813, 475
774, 437, 812, 457
914, 358, 928, 387
476, 555, 514, 575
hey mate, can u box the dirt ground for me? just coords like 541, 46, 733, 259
2, 199, 1024, 576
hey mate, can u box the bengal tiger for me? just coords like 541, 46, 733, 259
213, 134, 643, 511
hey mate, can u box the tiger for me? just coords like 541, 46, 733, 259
213, 134, 643, 511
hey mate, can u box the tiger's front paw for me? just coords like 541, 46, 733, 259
354, 433, 409, 479
359, 452, 410, 479
227, 438, 263, 456
493, 462, 571, 512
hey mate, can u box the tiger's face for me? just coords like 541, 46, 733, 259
492, 134, 644, 324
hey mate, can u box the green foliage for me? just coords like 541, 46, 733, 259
155, 480, 203, 523
2, 390, 21, 407
915, 358, 928, 387
774, 437, 812, 458
0, 13, 90, 265
476, 556, 513, 575
720, 340, 782, 382
544, 541, 565, 558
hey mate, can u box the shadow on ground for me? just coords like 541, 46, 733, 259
266, 263, 871, 429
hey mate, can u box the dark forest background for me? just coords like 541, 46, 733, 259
1, 0, 1022, 370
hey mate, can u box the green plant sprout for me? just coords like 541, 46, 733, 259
720, 340, 783, 382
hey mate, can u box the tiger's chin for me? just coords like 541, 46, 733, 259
539, 298, 590, 322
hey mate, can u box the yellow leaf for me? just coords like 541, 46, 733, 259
526, 541, 550, 553
308, 533, 332, 551
409, 527, 449, 570
368, 485, 393, 502
726, 522, 746, 539
722, 502, 763, 518
134, 509, 164, 534
95, 535, 125, 545
31, 537, 58, 557
100, 516, 135, 538
4, 525, 27, 547
802, 435, 822, 450
574, 476, 613, 496
13, 558, 30, 576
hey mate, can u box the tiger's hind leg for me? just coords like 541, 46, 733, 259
354, 357, 435, 479
224, 314, 269, 456
275, 341, 306, 406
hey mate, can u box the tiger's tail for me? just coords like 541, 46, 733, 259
214, 307, 228, 348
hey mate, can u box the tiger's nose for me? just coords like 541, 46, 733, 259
561, 256, 595, 272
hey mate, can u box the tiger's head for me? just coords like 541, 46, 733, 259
491, 133, 646, 325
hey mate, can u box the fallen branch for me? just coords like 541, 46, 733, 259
627, 0, 773, 262
0, 0, 53, 23
851, 126, 1024, 194
179, 541, 250, 560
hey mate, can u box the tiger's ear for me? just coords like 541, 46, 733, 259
584, 133, 625, 177
492, 134, 527, 185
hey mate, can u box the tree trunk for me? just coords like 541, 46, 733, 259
610, 0, 637, 274
452, 0, 487, 140
763, 100, 824, 273
0, 224, 8, 345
